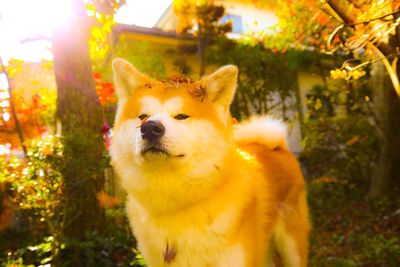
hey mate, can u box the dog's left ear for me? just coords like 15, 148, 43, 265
112, 58, 155, 100
200, 65, 238, 107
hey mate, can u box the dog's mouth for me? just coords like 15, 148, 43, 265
141, 145, 185, 158
142, 145, 169, 156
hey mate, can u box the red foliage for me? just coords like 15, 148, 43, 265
0, 72, 116, 148
0, 93, 48, 147
94, 72, 116, 105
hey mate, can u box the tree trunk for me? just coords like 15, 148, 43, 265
198, 37, 206, 76
52, 0, 105, 265
369, 85, 400, 198
324, 0, 400, 198
368, 62, 392, 198
368, 24, 400, 198
368, 62, 400, 198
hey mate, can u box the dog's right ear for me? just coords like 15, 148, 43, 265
112, 58, 153, 100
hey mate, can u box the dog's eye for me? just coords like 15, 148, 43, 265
138, 114, 148, 120
174, 114, 190, 120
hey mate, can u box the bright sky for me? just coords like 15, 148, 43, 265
0, 0, 171, 63
115, 0, 171, 27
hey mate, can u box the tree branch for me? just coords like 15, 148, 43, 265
0, 57, 27, 155
371, 44, 400, 97
347, 9, 400, 26
325, 0, 353, 24
340, 53, 400, 71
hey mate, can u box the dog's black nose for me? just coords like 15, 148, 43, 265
141, 120, 165, 141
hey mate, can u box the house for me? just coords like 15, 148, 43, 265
112, 23, 201, 78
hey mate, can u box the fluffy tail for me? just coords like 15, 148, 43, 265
233, 116, 288, 150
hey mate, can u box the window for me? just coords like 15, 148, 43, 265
220, 14, 243, 34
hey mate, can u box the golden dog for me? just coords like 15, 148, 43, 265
111, 58, 310, 267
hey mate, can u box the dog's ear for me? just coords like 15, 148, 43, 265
200, 65, 238, 121
112, 58, 154, 100
200, 65, 238, 107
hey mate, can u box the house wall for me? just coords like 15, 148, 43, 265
154, 4, 178, 32
154, 1, 279, 36
298, 71, 325, 113
115, 32, 204, 79
219, 0, 279, 35
292, 72, 325, 153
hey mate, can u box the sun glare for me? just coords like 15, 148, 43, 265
0, 0, 77, 63
0, 0, 171, 63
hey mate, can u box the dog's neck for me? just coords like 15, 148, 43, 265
131, 146, 245, 215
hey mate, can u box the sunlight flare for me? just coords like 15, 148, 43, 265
0, 0, 75, 62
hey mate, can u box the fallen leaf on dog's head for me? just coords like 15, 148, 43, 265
169, 75, 193, 84
187, 83, 207, 102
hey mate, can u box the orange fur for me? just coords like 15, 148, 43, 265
111, 58, 310, 267
238, 143, 310, 266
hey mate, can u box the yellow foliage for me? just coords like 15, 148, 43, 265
173, 0, 212, 33
330, 68, 366, 80
314, 98, 322, 110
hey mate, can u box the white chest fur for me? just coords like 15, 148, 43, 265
126, 197, 247, 267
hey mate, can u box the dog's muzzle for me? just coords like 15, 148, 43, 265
140, 120, 184, 158
141, 120, 165, 143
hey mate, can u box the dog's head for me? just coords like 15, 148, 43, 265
110, 58, 238, 211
